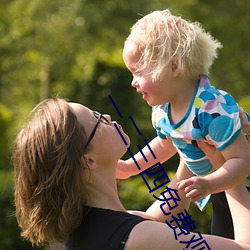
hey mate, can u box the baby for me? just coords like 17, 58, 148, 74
119, 10, 250, 212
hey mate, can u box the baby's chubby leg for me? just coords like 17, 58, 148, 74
146, 159, 194, 223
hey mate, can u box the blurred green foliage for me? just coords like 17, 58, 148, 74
0, 0, 248, 249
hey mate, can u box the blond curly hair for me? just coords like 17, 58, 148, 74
125, 9, 222, 81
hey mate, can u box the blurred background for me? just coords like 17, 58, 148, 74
0, 0, 249, 249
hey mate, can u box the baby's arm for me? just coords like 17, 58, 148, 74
116, 136, 177, 179
178, 132, 250, 201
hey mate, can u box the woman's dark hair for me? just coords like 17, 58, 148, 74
13, 98, 88, 246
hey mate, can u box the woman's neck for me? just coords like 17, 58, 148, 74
85, 165, 126, 212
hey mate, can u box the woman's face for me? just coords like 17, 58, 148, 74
68, 103, 130, 160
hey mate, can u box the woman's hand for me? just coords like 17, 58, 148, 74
197, 141, 226, 170
239, 107, 250, 141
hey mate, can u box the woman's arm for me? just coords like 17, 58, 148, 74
125, 183, 250, 250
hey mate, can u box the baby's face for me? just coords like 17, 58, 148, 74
123, 42, 175, 106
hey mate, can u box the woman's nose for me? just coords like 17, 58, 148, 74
103, 114, 112, 123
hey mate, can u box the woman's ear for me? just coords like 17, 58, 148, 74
82, 155, 97, 169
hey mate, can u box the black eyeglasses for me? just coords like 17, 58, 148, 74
84, 111, 110, 151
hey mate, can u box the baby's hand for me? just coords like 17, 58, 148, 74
177, 176, 211, 202
116, 160, 132, 179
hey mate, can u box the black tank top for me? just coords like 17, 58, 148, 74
66, 206, 148, 250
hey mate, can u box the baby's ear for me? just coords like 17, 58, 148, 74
171, 57, 180, 76
82, 155, 97, 169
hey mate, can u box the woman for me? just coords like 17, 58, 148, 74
13, 98, 250, 249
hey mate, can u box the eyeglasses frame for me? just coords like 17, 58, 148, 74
83, 111, 109, 151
